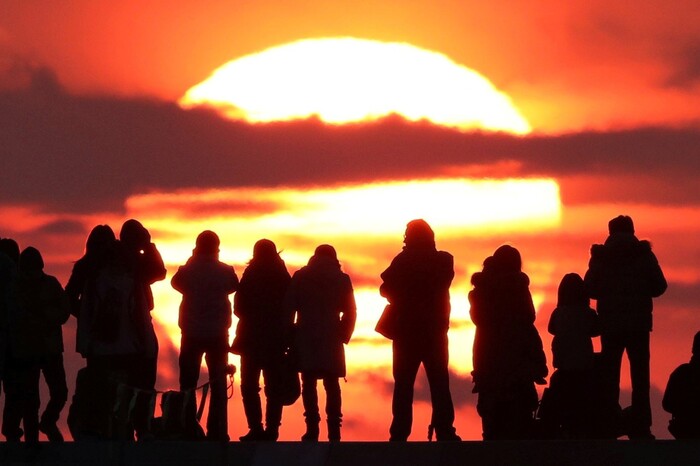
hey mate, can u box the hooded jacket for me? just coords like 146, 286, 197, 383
286, 255, 356, 378
584, 233, 666, 332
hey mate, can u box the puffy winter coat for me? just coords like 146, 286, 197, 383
172, 253, 239, 339
548, 304, 600, 371
584, 233, 666, 332
469, 269, 547, 391
286, 256, 356, 378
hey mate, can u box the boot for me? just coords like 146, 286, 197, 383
301, 420, 319, 442
239, 423, 266, 441
327, 418, 341, 442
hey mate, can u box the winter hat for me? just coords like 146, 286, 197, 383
313, 244, 338, 261
608, 215, 635, 234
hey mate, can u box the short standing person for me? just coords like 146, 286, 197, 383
234, 239, 292, 442
380, 219, 461, 442
547, 273, 600, 438
172, 231, 239, 441
469, 245, 548, 440
662, 331, 700, 439
584, 215, 667, 439
286, 245, 356, 442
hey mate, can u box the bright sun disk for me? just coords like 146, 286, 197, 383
180, 37, 531, 134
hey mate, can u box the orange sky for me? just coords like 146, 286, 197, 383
2, 0, 700, 132
1, 0, 700, 442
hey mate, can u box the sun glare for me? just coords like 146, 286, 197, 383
180, 37, 531, 134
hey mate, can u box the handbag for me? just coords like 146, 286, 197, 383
375, 304, 399, 340
268, 351, 301, 406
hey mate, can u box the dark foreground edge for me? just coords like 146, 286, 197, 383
2, 440, 699, 466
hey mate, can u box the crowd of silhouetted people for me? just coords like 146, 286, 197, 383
1, 214, 698, 443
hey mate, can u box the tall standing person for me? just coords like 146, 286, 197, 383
119, 219, 167, 440
380, 219, 460, 442
585, 215, 667, 439
234, 239, 292, 442
172, 231, 239, 441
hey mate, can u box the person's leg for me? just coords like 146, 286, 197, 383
627, 330, 652, 437
389, 339, 421, 441
301, 373, 320, 441
239, 355, 265, 440
179, 335, 204, 436
600, 332, 625, 408
39, 354, 68, 441
261, 362, 283, 441
204, 339, 229, 441
423, 335, 459, 441
323, 377, 342, 441
20, 362, 41, 443
1, 356, 23, 441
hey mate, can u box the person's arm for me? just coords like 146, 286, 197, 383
42, 276, 70, 326
340, 276, 357, 344
141, 243, 167, 285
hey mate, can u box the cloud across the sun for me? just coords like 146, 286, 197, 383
2, 69, 700, 214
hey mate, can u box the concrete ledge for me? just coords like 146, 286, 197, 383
2, 440, 700, 466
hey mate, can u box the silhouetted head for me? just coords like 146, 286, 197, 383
252, 239, 278, 261
85, 225, 116, 257
404, 219, 435, 249
557, 273, 589, 307
0, 238, 20, 264
314, 244, 337, 261
194, 230, 220, 256
19, 246, 44, 275
308, 244, 340, 268
492, 245, 522, 273
120, 219, 150, 251
608, 215, 635, 235
693, 332, 700, 357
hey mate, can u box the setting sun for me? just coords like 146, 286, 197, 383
180, 37, 532, 134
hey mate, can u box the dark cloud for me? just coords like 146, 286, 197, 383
665, 41, 700, 89
33, 219, 86, 235
2, 69, 700, 214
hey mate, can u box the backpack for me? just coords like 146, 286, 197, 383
92, 265, 136, 344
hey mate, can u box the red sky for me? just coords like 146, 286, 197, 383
1, 0, 700, 441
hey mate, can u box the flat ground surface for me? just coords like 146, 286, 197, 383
2, 440, 700, 466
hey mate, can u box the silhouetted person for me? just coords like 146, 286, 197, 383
380, 220, 460, 442
172, 230, 239, 441
233, 239, 292, 442
2, 247, 69, 443
65, 225, 117, 360
119, 219, 166, 440
470, 245, 548, 440
585, 215, 667, 439
662, 331, 700, 439
0, 238, 20, 441
286, 245, 356, 442
547, 273, 600, 438
66, 225, 146, 439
